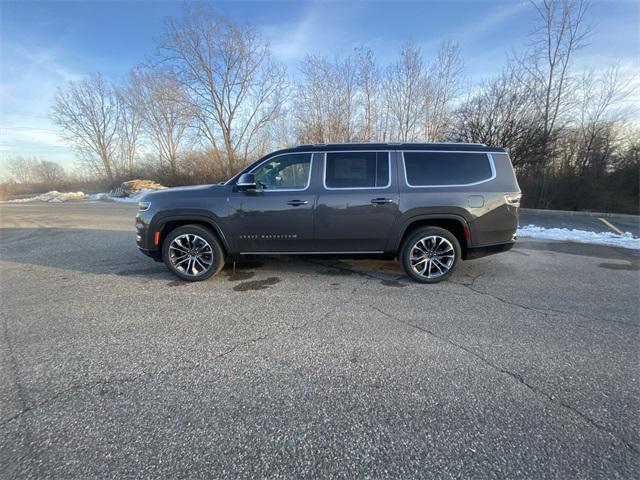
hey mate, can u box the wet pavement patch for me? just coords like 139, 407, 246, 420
167, 280, 190, 287
233, 277, 280, 291
381, 279, 405, 288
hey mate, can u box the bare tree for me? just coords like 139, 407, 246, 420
354, 47, 380, 141
116, 84, 143, 175
157, 6, 288, 176
294, 53, 360, 144
51, 73, 120, 181
127, 68, 194, 178
4, 156, 38, 183
575, 66, 631, 174
333, 56, 358, 142
423, 41, 464, 141
294, 54, 331, 143
385, 43, 424, 141
33, 160, 66, 185
454, 64, 542, 170
516, 0, 592, 205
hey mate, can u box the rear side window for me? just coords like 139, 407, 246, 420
325, 152, 390, 189
403, 152, 493, 186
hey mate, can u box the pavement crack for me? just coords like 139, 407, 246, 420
460, 283, 638, 328
0, 314, 29, 415
370, 304, 639, 455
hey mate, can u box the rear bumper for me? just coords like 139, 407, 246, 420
464, 241, 515, 260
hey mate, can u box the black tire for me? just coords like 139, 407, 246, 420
399, 226, 461, 283
162, 225, 224, 282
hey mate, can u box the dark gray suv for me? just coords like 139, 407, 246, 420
135, 143, 521, 283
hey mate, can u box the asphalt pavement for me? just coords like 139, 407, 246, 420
0, 202, 638, 479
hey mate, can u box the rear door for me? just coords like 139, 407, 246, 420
315, 150, 399, 252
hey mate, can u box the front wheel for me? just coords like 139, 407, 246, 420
162, 225, 224, 281
399, 227, 461, 283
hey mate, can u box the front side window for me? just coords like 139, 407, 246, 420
252, 153, 312, 190
403, 152, 493, 186
325, 152, 390, 189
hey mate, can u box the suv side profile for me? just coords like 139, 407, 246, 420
135, 143, 521, 283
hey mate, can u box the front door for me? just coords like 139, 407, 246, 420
315, 151, 399, 252
229, 152, 316, 253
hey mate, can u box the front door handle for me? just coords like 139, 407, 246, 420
371, 198, 394, 205
287, 200, 308, 206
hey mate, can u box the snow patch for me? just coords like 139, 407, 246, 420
7, 189, 155, 204
517, 225, 640, 249
7, 191, 86, 203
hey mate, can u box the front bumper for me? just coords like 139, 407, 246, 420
138, 246, 162, 261
136, 209, 161, 260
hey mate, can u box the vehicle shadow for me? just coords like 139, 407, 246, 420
0, 227, 407, 280
0, 227, 512, 283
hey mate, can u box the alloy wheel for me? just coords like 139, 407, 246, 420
409, 235, 455, 279
168, 233, 214, 277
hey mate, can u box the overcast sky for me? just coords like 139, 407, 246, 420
0, 0, 638, 172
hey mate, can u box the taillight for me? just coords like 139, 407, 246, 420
505, 193, 521, 207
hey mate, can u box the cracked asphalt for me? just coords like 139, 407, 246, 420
1, 202, 638, 479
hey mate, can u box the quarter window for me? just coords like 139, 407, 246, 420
403, 152, 493, 186
325, 152, 390, 189
252, 153, 312, 190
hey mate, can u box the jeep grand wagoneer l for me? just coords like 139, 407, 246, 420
135, 143, 521, 283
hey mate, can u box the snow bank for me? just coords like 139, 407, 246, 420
7, 191, 86, 203
518, 225, 640, 249
6, 180, 166, 204
7, 189, 156, 204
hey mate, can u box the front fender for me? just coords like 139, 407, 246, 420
150, 209, 232, 254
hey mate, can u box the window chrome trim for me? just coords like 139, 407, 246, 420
241, 152, 315, 192
401, 151, 496, 188
323, 151, 392, 191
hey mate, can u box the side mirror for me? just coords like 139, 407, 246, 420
237, 173, 256, 191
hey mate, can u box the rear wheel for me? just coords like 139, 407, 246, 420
399, 227, 461, 283
162, 225, 224, 281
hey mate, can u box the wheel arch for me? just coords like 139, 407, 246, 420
394, 215, 471, 259
153, 215, 231, 259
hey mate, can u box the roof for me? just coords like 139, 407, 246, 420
271, 142, 506, 155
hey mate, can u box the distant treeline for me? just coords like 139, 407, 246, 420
2, 1, 638, 213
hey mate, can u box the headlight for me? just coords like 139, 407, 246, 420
138, 201, 151, 211
504, 193, 521, 207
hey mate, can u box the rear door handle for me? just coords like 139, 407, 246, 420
287, 200, 308, 206
371, 198, 394, 205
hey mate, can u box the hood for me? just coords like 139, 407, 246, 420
140, 183, 228, 204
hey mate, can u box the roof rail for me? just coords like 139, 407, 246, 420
294, 141, 488, 147
439, 141, 488, 146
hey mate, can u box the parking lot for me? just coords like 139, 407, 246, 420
1, 202, 638, 478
